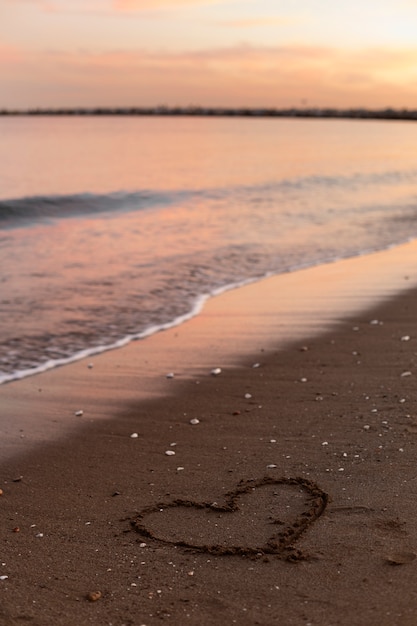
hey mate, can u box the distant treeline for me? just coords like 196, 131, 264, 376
2, 106, 417, 121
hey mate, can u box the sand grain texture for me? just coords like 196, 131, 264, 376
2, 244, 417, 625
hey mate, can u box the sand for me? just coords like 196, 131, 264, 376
2, 242, 417, 625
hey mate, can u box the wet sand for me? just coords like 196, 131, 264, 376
2, 242, 417, 625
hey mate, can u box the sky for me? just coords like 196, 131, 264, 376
1, 0, 417, 109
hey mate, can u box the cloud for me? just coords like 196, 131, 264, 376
3, 43, 417, 109
216, 17, 300, 28
5, 0, 231, 11
3, 0, 106, 12
3, 0, 53, 7
113, 0, 230, 9
0, 44, 23, 65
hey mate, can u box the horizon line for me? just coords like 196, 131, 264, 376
2, 105, 417, 121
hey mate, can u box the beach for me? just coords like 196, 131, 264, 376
2, 242, 417, 625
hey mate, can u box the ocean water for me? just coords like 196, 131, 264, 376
1, 115, 417, 384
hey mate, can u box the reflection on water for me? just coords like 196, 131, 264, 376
1, 116, 417, 381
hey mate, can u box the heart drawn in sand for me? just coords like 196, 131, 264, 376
131, 477, 328, 561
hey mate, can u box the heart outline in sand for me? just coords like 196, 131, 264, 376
131, 476, 328, 561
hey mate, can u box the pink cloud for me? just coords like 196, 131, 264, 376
113, 0, 226, 9
2, 0, 105, 12
217, 17, 300, 28
4, 0, 228, 13
0, 44, 24, 65
3, 43, 417, 109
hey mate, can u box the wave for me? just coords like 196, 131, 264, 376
0, 274, 263, 385
2, 168, 417, 228
0, 189, 192, 228
2, 234, 416, 387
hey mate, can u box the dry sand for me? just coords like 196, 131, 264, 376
2, 241, 417, 625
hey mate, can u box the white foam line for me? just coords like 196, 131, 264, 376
1, 236, 416, 386
0, 274, 271, 386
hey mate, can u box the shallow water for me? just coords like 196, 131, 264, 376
1, 115, 417, 382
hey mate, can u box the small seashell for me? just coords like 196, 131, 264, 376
35, 533, 44, 538
166, 372, 174, 379
401, 371, 412, 377
75, 410, 84, 417
252, 363, 261, 368
363, 424, 371, 431
130, 432, 139, 438
165, 450, 175, 456
189, 418, 200, 425
210, 368, 221, 376
401, 335, 411, 341
86, 591, 102, 602
266, 464, 277, 469
244, 393, 252, 399
0, 576, 8, 581
0, 489, 3, 496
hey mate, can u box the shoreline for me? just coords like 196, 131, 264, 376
1, 240, 417, 461
0, 239, 413, 388
2, 242, 417, 624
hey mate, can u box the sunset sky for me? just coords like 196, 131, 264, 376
2, 0, 417, 109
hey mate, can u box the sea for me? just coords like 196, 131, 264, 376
1, 115, 417, 384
